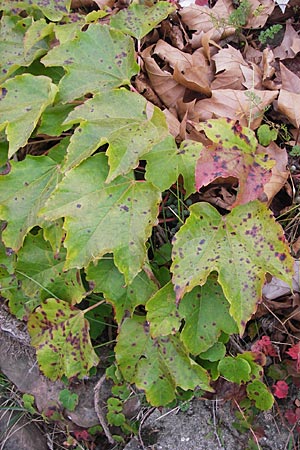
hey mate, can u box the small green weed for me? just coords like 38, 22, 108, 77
259, 24, 283, 45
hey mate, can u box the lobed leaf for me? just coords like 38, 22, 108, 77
171, 200, 294, 333
196, 119, 275, 208
41, 24, 139, 102
16, 231, 85, 305
146, 275, 238, 355
40, 153, 161, 283
145, 136, 202, 197
62, 89, 168, 178
0, 16, 49, 83
0, 74, 57, 157
28, 298, 99, 380
86, 258, 157, 324
0, 0, 71, 22
115, 316, 212, 406
0, 154, 62, 251
110, 2, 176, 40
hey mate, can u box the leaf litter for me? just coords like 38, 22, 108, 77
1, 0, 300, 448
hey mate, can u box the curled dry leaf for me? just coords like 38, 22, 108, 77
193, 89, 278, 129
179, 0, 235, 44
211, 45, 249, 90
273, 23, 300, 60
278, 89, 300, 128
142, 45, 185, 108
280, 62, 300, 93
153, 40, 212, 95
244, 0, 275, 29
262, 141, 289, 204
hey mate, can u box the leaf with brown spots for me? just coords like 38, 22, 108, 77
16, 230, 85, 306
115, 316, 212, 406
28, 298, 99, 380
171, 200, 294, 334
195, 118, 275, 208
39, 153, 161, 284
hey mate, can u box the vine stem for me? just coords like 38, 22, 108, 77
94, 373, 115, 444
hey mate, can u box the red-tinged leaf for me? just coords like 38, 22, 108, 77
73, 430, 91, 441
272, 380, 289, 399
287, 343, 300, 371
195, 119, 275, 208
285, 409, 300, 425
251, 335, 278, 357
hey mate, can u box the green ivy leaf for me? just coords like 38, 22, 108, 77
246, 380, 274, 410
86, 258, 157, 324
40, 153, 161, 284
38, 103, 74, 136
59, 389, 79, 411
0, 16, 49, 82
199, 342, 226, 362
0, 0, 71, 21
115, 316, 212, 406
24, 19, 54, 54
218, 356, 251, 384
145, 136, 202, 197
41, 24, 139, 102
110, 2, 176, 39
146, 275, 238, 355
16, 230, 85, 305
171, 200, 294, 333
0, 155, 61, 251
62, 89, 168, 178
0, 74, 57, 157
28, 298, 99, 380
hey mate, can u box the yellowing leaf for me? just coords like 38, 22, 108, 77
195, 119, 275, 208
0, 155, 61, 251
0, 0, 71, 21
115, 316, 212, 406
0, 74, 57, 157
16, 231, 85, 305
40, 153, 161, 284
110, 2, 175, 39
62, 89, 168, 178
145, 136, 202, 197
171, 200, 294, 333
28, 298, 98, 380
41, 24, 138, 102
0, 16, 49, 82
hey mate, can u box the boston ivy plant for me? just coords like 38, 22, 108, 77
0, 0, 294, 412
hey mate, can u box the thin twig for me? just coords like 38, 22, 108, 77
94, 373, 115, 445
138, 406, 156, 449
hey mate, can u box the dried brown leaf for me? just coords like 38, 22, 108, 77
244, 0, 275, 29
277, 89, 300, 128
153, 41, 212, 95
273, 23, 300, 60
142, 46, 186, 108
179, 0, 235, 43
193, 89, 278, 129
211, 45, 248, 90
262, 141, 289, 204
280, 62, 300, 93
